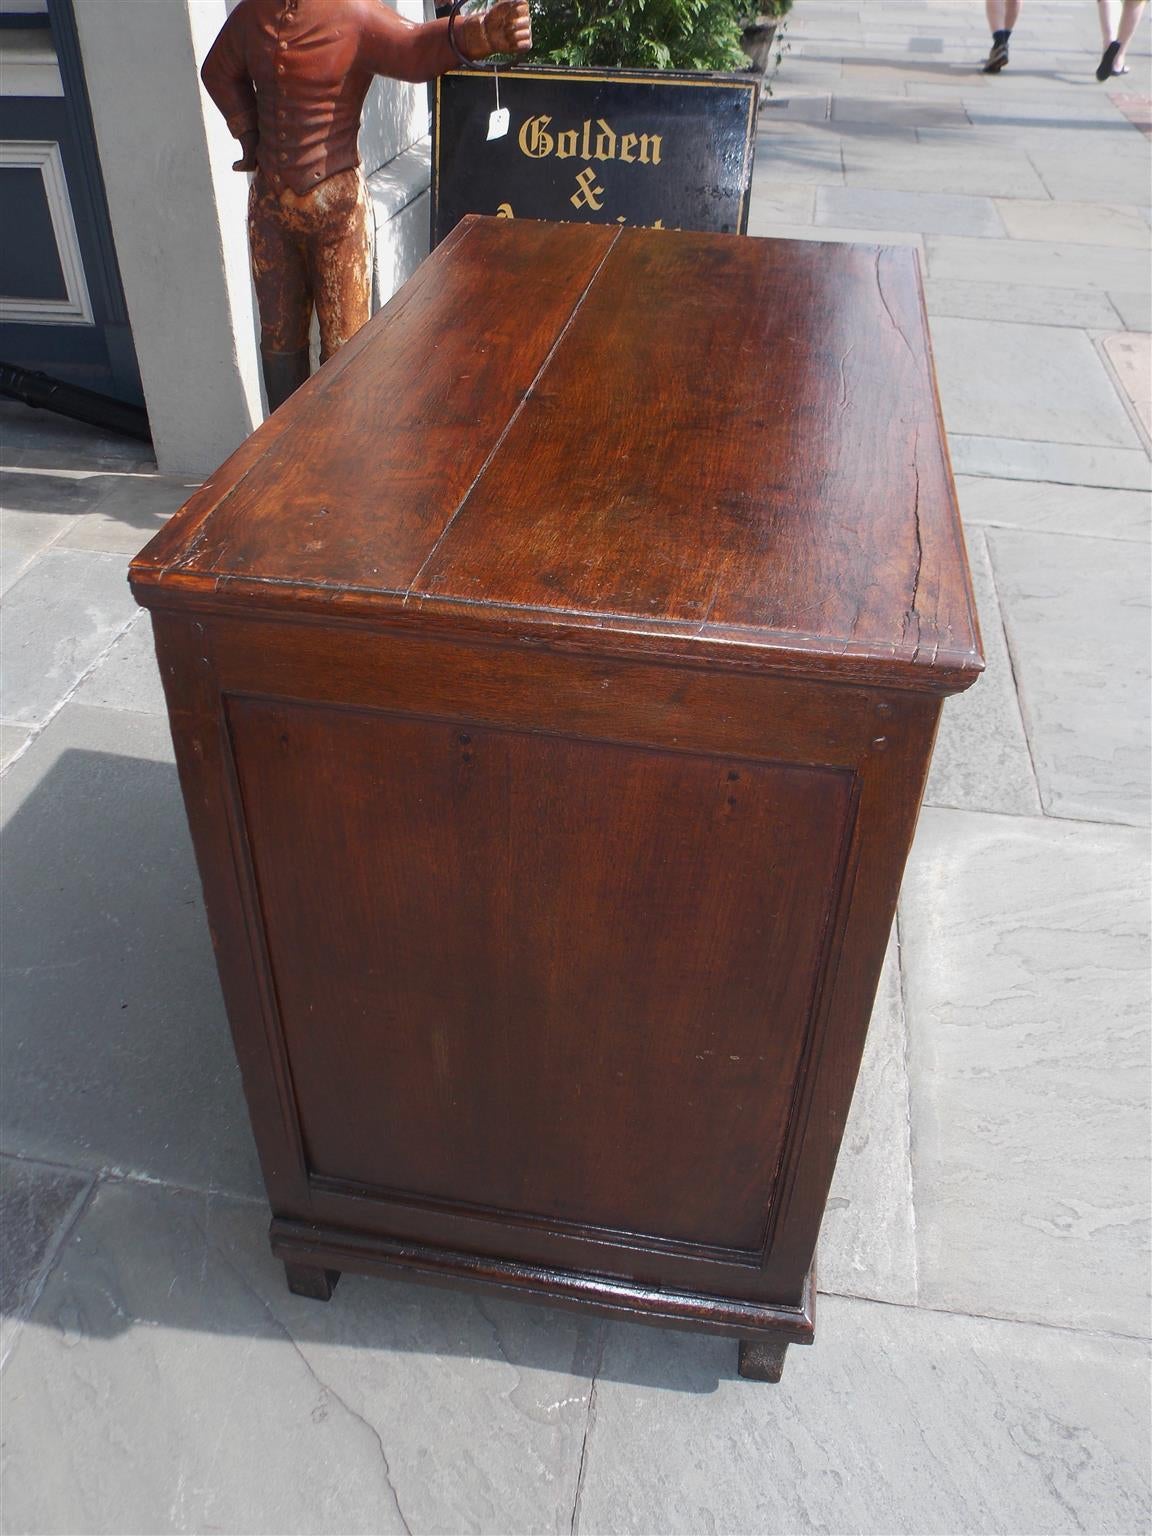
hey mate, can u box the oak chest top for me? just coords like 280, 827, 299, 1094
132, 216, 981, 695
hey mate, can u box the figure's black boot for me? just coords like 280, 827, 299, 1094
261, 347, 311, 413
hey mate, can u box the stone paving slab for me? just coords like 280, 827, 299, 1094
995, 197, 1152, 246
576, 1297, 1151, 1536
956, 473, 1151, 541
0, 1178, 598, 1536
839, 61, 999, 88
930, 316, 1143, 448
0, 704, 264, 1199
816, 185, 1004, 235
801, 73, 921, 97
923, 530, 1040, 817
745, 220, 924, 251
0, 466, 198, 582
843, 143, 1050, 196
70, 611, 168, 717
919, 115, 1150, 145
1, 465, 102, 517
903, 79, 1089, 98
828, 96, 972, 128
0, 523, 71, 602
6, 1180, 1147, 1536
924, 234, 1150, 290
0, 401, 153, 471
0, 724, 31, 771
55, 471, 200, 556
948, 433, 1152, 490
759, 95, 832, 123
820, 935, 917, 1306
962, 97, 1142, 123
1023, 152, 1152, 205
744, 182, 815, 224
988, 117, 1152, 152
1110, 287, 1152, 331
765, 57, 846, 90
0, 468, 84, 594
990, 527, 1151, 824
752, 127, 845, 184
921, 276, 1122, 328
809, 121, 922, 146
0, 1155, 92, 1369
901, 808, 1151, 1337
0, 549, 138, 728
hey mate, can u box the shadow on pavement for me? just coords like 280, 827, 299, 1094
0, 748, 742, 1390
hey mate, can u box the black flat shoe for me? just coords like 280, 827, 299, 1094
1096, 40, 1121, 80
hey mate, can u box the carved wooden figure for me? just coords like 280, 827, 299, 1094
201, 0, 531, 410
131, 220, 982, 1381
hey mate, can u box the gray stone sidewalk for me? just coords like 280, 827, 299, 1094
1, 2, 1149, 1531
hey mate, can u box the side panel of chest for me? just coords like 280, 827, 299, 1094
153, 610, 939, 1314
228, 695, 853, 1255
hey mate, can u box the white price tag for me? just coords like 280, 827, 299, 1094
487, 106, 510, 140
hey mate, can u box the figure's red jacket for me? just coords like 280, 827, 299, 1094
202, 0, 459, 195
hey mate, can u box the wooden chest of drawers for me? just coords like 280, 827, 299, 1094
131, 217, 981, 1381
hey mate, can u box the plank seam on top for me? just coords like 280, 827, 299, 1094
402, 226, 624, 607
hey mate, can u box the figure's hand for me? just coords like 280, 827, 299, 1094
461, 0, 532, 59
233, 131, 259, 172
485, 0, 531, 55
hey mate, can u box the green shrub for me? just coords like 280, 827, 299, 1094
528, 0, 748, 72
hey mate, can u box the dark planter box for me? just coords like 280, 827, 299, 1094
740, 18, 779, 75
431, 64, 759, 247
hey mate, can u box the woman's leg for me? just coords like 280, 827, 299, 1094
983, 0, 1019, 70
1116, 0, 1148, 69
985, 0, 1021, 30
1097, 0, 1145, 76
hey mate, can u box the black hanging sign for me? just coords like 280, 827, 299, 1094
431, 66, 759, 247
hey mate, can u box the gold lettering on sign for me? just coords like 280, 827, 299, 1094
496, 202, 514, 218
518, 115, 554, 158
570, 166, 605, 211
518, 116, 663, 168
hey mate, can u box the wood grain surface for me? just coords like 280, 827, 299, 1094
228, 696, 854, 1251
132, 217, 981, 696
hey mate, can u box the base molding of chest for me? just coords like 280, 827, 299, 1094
270, 1215, 816, 1345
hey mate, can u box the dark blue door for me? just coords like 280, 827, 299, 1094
0, 0, 143, 405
